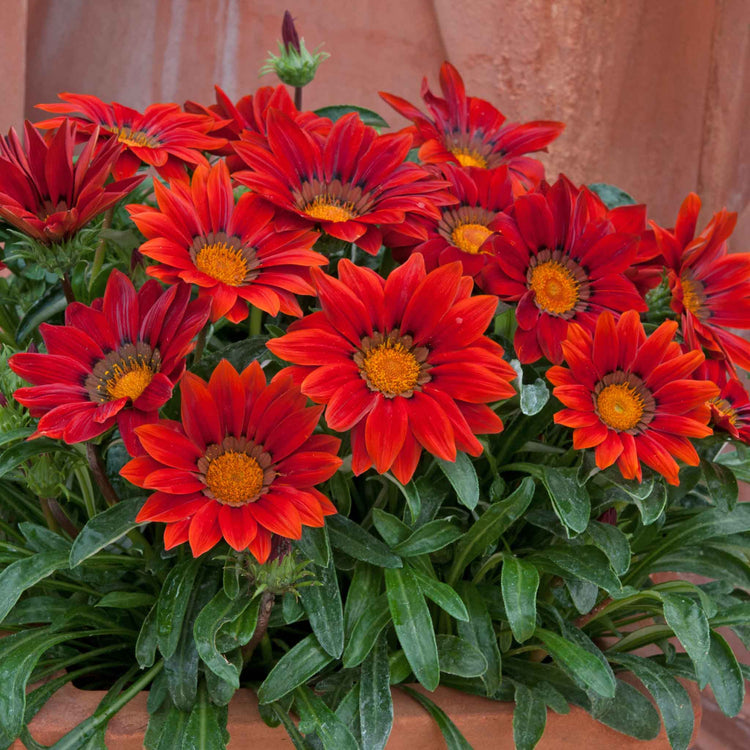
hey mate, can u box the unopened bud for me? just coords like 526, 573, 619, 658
282, 11, 301, 53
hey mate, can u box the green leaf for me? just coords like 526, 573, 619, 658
660, 593, 710, 683
392, 519, 462, 556
513, 683, 547, 750
535, 628, 616, 698
344, 562, 382, 636
359, 634, 393, 750
0, 426, 33, 447
182, 684, 228, 750
411, 567, 468, 621
157, 557, 200, 661
385, 567, 439, 690
294, 524, 330, 567
327, 514, 402, 568
456, 582, 501, 696
383, 474, 421, 521
701, 459, 738, 512
95, 591, 155, 609
194, 590, 255, 687
69, 497, 146, 567
588, 183, 636, 208
436, 635, 488, 678
537, 466, 591, 533
588, 678, 660, 740
269, 705, 307, 750
612, 653, 694, 750
314, 104, 389, 128
436, 452, 479, 510
258, 634, 334, 704
536, 546, 621, 595
300, 554, 345, 658
15, 287, 66, 342
136, 604, 158, 669
669, 504, 750, 548
294, 685, 360, 750
448, 477, 534, 585
586, 521, 631, 576
398, 686, 473, 750
372, 507, 411, 546
520, 378, 550, 416
0, 437, 75, 479
501, 556, 539, 643
0, 549, 69, 625
651, 546, 750, 589
696, 630, 745, 717
343, 593, 392, 668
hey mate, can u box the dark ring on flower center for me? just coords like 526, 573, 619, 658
189, 231, 261, 287
593, 370, 655, 434
85, 342, 162, 404
527, 248, 591, 318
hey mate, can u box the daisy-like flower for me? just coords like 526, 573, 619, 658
387, 164, 513, 280
120, 360, 341, 560
9, 270, 210, 455
547, 310, 719, 485
127, 161, 325, 323
233, 110, 455, 255
267, 254, 517, 484
693, 358, 750, 444
184, 84, 331, 168
651, 193, 750, 372
0, 120, 142, 243
379, 62, 564, 195
481, 176, 647, 364
35, 93, 226, 181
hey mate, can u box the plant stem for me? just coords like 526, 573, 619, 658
61, 273, 76, 304
85, 443, 120, 507
242, 589, 275, 664
89, 207, 114, 289
39, 497, 60, 533
249, 305, 263, 336
192, 323, 209, 364
294, 86, 303, 110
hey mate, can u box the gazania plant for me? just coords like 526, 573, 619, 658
1, 12, 748, 750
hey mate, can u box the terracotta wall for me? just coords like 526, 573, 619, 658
2, 0, 748, 245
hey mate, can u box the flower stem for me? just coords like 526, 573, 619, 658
242, 589, 275, 664
294, 86, 303, 110
85, 442, 120, 507
39, 497, 60, 533
249, 305, 263, 336
89, 207, 115, 290
61, 273, 76, 304
192, 323, 209, 364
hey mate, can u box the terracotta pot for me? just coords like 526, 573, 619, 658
14, 680, 701, 749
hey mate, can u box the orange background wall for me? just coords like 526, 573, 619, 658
1, 0, 748, 246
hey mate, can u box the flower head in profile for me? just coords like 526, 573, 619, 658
481, 176, 647, 364
120, 360, 341, 560
380, 62, 565, 195
10, 271, 210, 455
0, 120, 142, 244
388, 163, 513, 280
547, 310, 719, 485
35, 94, 226, 181
127, 161, 325, 323
652, 193, 750, 372
267, 254, 517, 483
691, 357, 750, 444
233, 110, 455, 255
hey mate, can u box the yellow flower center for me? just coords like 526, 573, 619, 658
596, 382, 645, 431
195, 242, 248, 287
451, 148, 488, 169
304, 196, 355, 223
362, 341, 421, 397
680, 274, 705, 317
105, 360, 154, 402
451, 223, 493, 254
205, 452, 264, 506
114, 126, 160, 149
529, 260, 579, 315
710, 397, 737, 427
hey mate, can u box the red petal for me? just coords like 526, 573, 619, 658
365, 396, 409, 473
219, 504, 257, 551
188, 501, 223, 556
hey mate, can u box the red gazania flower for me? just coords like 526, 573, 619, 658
693, 358, 750, 444
184, 84, 331, 169
481, 176, 647, 364
379, 62, 565, 195
120, 360, 341, 560
127, 161, 325, 323
386, 164, 513, 280
233, 110, 455, 255
267, 254, 517, 484
651, 193, 750, 372
547, 310, 719, 485
35, 94, 226, 181
0, 120, 142, 243
9, 270, 210, 455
